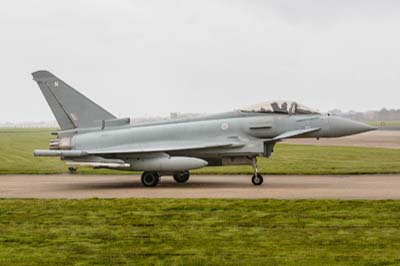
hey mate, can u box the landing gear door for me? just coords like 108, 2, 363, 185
263, 142, 276, 158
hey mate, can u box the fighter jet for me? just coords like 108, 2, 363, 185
32, 70, 375, 186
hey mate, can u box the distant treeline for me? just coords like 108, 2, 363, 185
329, 108, 400, 121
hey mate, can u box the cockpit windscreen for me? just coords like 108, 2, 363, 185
240, 100, 320, 115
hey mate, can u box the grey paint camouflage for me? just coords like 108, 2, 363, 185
32, 70, 375, 186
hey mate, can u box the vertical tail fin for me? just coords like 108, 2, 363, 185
32, 70, 116, 130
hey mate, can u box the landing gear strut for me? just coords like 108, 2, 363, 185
173, 171, 190, 183
251, 157, 263, 186
141, 172, 160, 187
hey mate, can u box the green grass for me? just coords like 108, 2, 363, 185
0, 199, 399, 265
366, 120, 400, 126
1, 128, 400, 175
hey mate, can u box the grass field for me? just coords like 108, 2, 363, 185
1, 130, 400, 266
0, 199, 399, 266
367, 120, 400, 126
1, 128, 400, 175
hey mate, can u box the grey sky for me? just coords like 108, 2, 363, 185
0, 0, 399, 122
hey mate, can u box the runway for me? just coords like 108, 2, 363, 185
1, 174, 400, 199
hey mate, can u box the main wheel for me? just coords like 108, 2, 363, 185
141, 172, 160, 187
251, 173, 263, 186
173, 171, 190, 183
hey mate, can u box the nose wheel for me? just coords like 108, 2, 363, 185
252, 173, 263, 186
251, 157, 264, 186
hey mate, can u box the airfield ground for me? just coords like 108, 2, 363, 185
1, 128, 400, 265
1, 129, 400, 175
1, 199, 400, 266
1, 174, 400, 199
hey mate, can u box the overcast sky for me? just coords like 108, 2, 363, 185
0, 0, 399, 122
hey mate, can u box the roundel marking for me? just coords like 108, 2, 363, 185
221, 123, 229, 130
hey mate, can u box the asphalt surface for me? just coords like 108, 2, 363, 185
1, 174, 400, 199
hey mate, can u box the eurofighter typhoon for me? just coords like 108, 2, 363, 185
32, 71, 375, 186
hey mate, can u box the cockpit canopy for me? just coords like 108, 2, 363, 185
240, 100, 320, 115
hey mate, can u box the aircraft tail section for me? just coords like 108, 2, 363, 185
32, 70, 116, 130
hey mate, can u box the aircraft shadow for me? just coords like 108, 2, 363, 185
59, 180, 327, 190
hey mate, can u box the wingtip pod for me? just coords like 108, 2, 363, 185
32, 70, 56, 82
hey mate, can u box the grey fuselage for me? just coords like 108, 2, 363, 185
66, 110, 372, 168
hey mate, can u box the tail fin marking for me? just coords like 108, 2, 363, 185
32, 70, 116, 130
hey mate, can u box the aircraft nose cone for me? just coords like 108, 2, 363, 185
328, 116, 376, 137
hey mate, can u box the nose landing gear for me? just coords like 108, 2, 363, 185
252, 173, 263, 186
251, 157, 263, 186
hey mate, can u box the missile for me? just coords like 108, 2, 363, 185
33, 150, 88, 157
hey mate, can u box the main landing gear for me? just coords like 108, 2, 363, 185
173, 171, 190, 184
251, 157, 263, 186
141, 172, 160, 187
140, 171, 191, 187
140, 160, 263, 187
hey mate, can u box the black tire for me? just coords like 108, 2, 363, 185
141, 172, 160, 187
173, 171, 190, 183
251, 173, 263, 186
